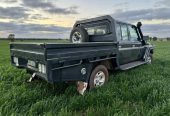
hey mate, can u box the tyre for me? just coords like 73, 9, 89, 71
144, 49, 152, 64
88, 65, 109, 89
70, 26, 89, 43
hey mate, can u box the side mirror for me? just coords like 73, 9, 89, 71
143, 36, 149, 41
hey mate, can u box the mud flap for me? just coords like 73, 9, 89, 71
76, 81, 88, 95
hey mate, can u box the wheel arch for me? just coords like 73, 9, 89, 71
91, 58, 117, 71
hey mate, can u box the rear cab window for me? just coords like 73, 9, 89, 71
85, 25, 108, 35
82, 20, 111, 36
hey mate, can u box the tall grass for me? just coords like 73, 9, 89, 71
0, 40, 170, 115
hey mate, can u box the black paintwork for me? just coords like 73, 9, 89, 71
10, 15, 154, 83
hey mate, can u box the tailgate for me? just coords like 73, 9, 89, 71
10, 43, 46, 63
10, 43, 48, 81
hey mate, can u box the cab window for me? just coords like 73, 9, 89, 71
116, 23, 122, 41
85, 25, 109, 36
121, 24, 129, 41
128, 25, 139, 42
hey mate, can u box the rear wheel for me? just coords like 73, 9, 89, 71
88, 65, 109, 89
70, 26, 89, 43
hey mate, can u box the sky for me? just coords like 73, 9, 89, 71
0, 0, 170, 38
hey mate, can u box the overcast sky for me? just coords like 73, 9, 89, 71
0, 0, 170, 38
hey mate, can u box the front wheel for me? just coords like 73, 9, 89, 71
88, 65, 109, 89
144, 50, 153, 64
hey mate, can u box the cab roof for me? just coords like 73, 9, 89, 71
73, 15, 134, 27
74, 15, 114, 27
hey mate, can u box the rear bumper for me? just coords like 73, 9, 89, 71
11, 57, 49, 82
12, 61, 91, 84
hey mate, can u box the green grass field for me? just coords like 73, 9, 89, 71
0, 40, 170, 115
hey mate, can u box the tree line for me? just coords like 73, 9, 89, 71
6, 34, 170, 42
149, 37, 170, 41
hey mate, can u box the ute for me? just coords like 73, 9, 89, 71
10, 15, 154, 95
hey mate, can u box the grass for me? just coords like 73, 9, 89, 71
0, 40, 170, 115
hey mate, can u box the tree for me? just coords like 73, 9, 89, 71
149, 37, 153, 41
8, 34, 15, 42
167, 37, 170, 41
153, 37, 157, 41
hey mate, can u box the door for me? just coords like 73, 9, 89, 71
128, 25, 144, 61
116, 23, 143, 65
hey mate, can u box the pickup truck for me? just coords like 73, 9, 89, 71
10, 15, 154, 95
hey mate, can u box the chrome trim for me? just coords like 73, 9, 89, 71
119, 46, 144, 51
11, 49, 44, 55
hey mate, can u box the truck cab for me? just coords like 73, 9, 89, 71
70, 15, 153, 68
